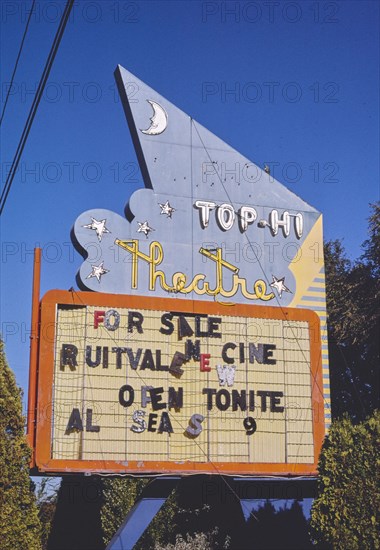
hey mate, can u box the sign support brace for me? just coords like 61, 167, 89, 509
106, 476, 181, 550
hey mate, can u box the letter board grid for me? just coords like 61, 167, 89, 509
51, 304, 315, 465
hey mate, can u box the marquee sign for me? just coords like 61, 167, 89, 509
33, 290, 324, 475
29, 66, 330, 475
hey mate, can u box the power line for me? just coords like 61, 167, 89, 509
0, 0, 75, 216
0, 0, 36, 127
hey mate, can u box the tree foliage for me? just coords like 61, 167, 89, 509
36, 478, 58, 550
310, 410, 380, 549
155, 529, 228, 550
245, 500, 312, 549
101, 476, 178, 549
0, 340, 42, 550
100, 475, 243, 549
324, 202, 380, 419
101, 477, 147, 546
362, 202, 380, 278
172, 477, 240, 549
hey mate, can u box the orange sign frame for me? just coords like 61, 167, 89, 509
29, 289, 324, 476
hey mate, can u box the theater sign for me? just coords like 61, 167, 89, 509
30, 66, 330, 475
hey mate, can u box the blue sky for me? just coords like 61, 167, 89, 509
1, 0, 379, 434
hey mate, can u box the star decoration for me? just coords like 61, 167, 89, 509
270, 275, 292, 298
137, 220, 155, 238
82, 218, 110, 242
159, 200, 175, 218
86, 261, 109, 283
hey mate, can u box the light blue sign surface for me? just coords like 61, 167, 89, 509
72, 66, 320, 306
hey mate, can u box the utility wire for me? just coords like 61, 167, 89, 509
0, 0, 74, 216
0, 0, 36, 127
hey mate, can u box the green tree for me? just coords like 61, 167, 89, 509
245, 500, 277, 549
246, 500, 312, 549
101, 476, 178, 549
274, 500, 312, 549
173, 477, 238, 549
155, 529, 227, 550
0, 340, 42, 550
324, 202, 380, 419
100, 476, 243, 549
362, 202, 380, 278
101, 477, 147, 547
310, 411, 380, 549
36, 478, 58, 550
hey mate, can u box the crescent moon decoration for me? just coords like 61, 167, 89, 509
141, 100, 168, 135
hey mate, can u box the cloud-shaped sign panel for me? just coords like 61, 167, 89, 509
72, 66, 321, 306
